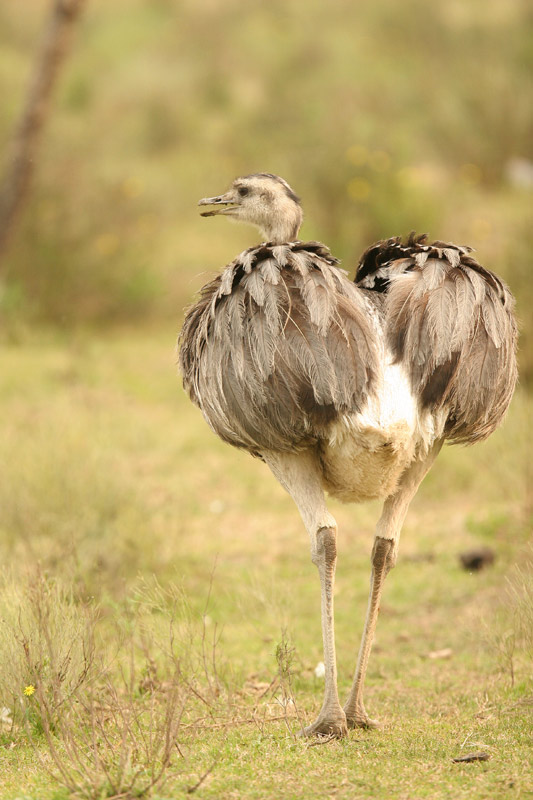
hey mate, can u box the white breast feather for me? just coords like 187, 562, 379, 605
328, 344, 447, 453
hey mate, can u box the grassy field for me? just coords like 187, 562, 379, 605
0, 328, 531, 799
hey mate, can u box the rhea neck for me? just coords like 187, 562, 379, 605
256, 196, 303, 244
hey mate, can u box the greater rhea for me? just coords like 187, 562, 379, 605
179, 173, 517, 737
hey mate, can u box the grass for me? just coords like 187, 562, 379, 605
0, 327, 531, 799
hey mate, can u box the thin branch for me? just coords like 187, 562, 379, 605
0, 0, 87, 271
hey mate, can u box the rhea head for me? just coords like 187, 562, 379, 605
198, 173, 303, 244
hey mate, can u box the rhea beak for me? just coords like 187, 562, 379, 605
198, 191, 238, 217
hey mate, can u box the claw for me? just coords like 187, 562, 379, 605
345, 713, 381, 730
299, 713, 348, 739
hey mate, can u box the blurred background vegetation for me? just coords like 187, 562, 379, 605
0, 0, 532, 380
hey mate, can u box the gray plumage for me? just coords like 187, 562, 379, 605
180, 241, 378, 454
181, 230, 517, 456
178, 175, 518, 738
356, 233, 518, 444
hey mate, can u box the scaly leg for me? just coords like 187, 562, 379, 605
263, 449, 347, 737
344, 441, 443, 729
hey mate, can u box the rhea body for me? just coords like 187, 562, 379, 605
180, 173, 517, 736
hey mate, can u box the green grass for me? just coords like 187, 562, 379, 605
0, 328, 531, 799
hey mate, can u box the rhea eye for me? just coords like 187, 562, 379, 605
237, 186, 249, 197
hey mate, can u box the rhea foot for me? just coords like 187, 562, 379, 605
344, 704, 381, 730
299, 708, 348, 738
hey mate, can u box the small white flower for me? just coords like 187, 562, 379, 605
314, 661, 325, 679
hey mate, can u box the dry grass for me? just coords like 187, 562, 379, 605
0, 329, 531, 799
0, 570, 96, 731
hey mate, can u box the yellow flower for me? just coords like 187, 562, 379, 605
23, 685, 35, 697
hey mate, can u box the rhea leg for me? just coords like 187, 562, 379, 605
263, 449, 347, 737
344, 441, 443, 729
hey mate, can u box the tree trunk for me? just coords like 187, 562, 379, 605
0, 0, 87, 273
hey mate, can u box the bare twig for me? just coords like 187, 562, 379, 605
0, 0, 87, 271
275, 629, 305, 739
304, 734, 338, 747
15, 573, 191, 798
186, 758, 218, 794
